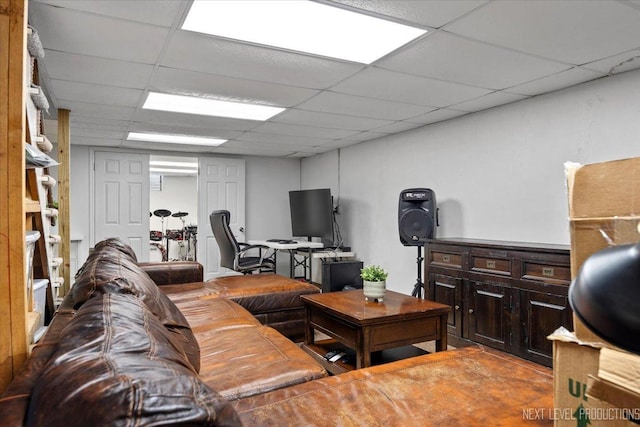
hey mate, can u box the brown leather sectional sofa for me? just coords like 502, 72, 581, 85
0, 239, 555, 426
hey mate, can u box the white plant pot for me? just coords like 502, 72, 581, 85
363, 280, 386, 302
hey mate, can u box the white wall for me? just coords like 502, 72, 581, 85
244, 156, 301, 240
302, 69, 640, 295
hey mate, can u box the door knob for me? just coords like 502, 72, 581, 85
455, 305, 460, 311
468, 308, 474, 314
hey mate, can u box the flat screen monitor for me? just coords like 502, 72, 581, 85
289, 188, 334, 244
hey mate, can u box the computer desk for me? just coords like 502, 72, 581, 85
250, 240, 355, 283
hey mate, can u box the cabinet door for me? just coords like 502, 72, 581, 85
430, 274, 463, 337
519, 290, 571, 366
466, 280, 511, 352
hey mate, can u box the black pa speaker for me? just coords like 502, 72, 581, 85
398, 188, 438, 246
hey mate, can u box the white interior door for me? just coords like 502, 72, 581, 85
198, 157, 246, 280
94, 151, 150, 261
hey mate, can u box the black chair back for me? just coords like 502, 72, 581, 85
210, 210, 239, 270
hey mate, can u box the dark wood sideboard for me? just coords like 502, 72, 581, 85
424, 238, 572, 367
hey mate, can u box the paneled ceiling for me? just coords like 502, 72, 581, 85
29, 0, 640, 158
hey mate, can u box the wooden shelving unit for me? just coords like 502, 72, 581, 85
1, 0, 68, 392
1, 0, 30, 392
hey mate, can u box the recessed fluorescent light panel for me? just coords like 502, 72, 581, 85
149, 168, 198, 174
182, 0, 427, 64
127, 131, 227, 147
150, 160, 199, 168
143, 92, 285, 121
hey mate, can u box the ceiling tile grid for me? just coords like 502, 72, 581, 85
28, 0, 640, 157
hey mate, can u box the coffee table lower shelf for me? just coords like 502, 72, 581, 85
301, 338, 428, 375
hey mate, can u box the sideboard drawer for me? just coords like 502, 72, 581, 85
430, 251, 463, 269
522, 262, 571, 285
471, 256, 511, 276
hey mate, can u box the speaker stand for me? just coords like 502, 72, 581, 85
411, 246, 425, 298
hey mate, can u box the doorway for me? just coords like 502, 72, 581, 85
149, 155, 198, 262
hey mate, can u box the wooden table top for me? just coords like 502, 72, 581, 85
301, 289, 450, 326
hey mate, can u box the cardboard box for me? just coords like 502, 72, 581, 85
549, 327, 602, 427
566, 158, 640, 219
568, 217, 640, 279
587, 376, 640, 425
565, 158, 640, 342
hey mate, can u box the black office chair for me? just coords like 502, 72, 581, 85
209, 210, 275, 274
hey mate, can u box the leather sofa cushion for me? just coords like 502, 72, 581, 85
176, 297, 261, 334
205, 274, 319, 314
26, 293, 242, 427
72, 244, 201, 371
139, 260, 204, 285
92, 237, 139, 261
234, 346, 554, 426
197, 325, 327, 401
162, 281, 219, 303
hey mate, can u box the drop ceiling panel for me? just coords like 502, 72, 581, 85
331, 67, 491, 107
131, 109, 260, 132
508, 67, 606, 96
407, 108, 469, 125
236, 132, 334, 147
57, 101, 137, 121
70, 117, 130, 130
340, 131, 389, 142
42, 51, 155, 89
252, 122, 359, 139
71, 121, 129, 132
221, 140, 317, 152
274, 109, 393, 131
150, 67, 319, 107
122, 140, 213, 153
70, 136, 123, 147
296, 91, 435, 120
214, 145, 295, 157
49, 80, 143, 107
373, 121, 426, 134
378, 31, 571, 90
161, 31, 364, 89
585, 50, 640, 75
446, 1, 640, 64
29, 3, 170, 63
70, 127, 127, 140
32, 0, 185, 27
126, 122, 243, 140
451, 91, 528, 112
328, 0, 487, 28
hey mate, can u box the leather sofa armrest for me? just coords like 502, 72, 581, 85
138, 261, 203, 286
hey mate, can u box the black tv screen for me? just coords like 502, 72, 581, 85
289, 188, 334, 243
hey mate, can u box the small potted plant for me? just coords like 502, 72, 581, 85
360, 264, 388, 302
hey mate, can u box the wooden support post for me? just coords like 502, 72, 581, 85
0, 0, 28, 392
57, 109, 71, 296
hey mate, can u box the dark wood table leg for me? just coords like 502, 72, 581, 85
435, 313, 447, 352
304, 306, 314, 345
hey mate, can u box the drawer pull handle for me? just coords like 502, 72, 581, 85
442, 255, 451, 263
468, 308, 474, 314
542, 267, 554, 277
486, 260, 496, 269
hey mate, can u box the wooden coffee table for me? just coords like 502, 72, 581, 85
301, 289, 451, 373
